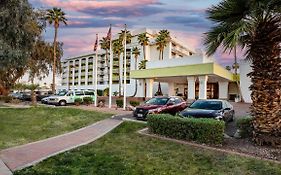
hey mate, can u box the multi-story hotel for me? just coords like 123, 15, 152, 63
58, 28, 252, 103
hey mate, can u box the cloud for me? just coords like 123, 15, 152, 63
36, 0, 165, 17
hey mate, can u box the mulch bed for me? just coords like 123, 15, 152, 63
139, 128, 281, 164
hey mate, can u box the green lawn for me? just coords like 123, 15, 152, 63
0, 107, 112, 150
16, 122, 281, 175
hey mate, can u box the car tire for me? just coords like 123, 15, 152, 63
229, 111, 235, 122
59, 100, 66, 106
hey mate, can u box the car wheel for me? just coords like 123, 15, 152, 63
229, 111, 235, 122
59, 100, 66, 106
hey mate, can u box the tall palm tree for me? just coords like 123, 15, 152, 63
100, 37, 110, 83
131, 47, 140, 97
156, 30, 170, 60
155, 30, 170, 96
45, 7, 67, 94
113, 40, 124, 96
137, 33, 149, 98
204, 0, 281, 146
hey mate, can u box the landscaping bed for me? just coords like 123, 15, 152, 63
0, 107, 112, 150
15, 122, 281, 175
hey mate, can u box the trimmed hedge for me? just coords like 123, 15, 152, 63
236, 116, 253, 138
83, 97, 93, 105
74, 98, 83, 105
147, 114, 225, 145
116, 99, 123, 108
129, 101, 140, 107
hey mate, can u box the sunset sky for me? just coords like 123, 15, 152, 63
30, 0, 242, 65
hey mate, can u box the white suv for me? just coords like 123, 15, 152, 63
42, 90, 95, 106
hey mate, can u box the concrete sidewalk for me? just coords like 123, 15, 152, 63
0, 118, 122, 172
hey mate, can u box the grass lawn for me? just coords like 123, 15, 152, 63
0, 107, 112, 150
16, 122, 281, 175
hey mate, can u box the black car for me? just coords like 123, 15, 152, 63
179, 99, 234, 122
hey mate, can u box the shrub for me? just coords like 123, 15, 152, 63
83, 97, 93, 105
147, 114, 225, 145
116, 99, 123, 108
236, 116, 253, 138
97, 89, 103, 96
129, 101, 140, 107
103, 88, 109, 96
0, 96, 13, 103
74, 98, 82, 105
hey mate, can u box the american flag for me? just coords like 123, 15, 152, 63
93, 34, 98, 52
106, 25, 112, 41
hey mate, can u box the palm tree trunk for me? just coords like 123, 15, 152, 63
234, 46, 244, 102
143, 45, 147, 98
106, 49, 110, 85
132, 57, 138, 97
52, 25, 58, 94
31, 79, 37, 106
118, 54, 122, 96
162, 48, 164, 60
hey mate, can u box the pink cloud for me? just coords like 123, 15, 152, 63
39, 0, 158, 11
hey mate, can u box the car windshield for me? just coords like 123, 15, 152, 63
145, 97, 169, 105
189, 100, 222, 110
56, 91, 67, 96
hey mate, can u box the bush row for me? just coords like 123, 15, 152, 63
74, 97, 93, 105
147, 114, 225, 145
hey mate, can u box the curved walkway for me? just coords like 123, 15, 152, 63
0, 118, 123, 173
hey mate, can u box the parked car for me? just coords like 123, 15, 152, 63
35, 91, 53, 101
133, 96, 187, 120
41, 90, 95, 106
179, 99, 234, 122
18, 92, 32, 101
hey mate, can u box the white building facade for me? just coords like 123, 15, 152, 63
58, 28, 245, 101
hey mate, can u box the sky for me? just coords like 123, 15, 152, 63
29, 0, 242, 66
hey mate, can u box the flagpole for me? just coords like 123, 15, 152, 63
109, 24, 113, 108
94, 34, 98, 107
123, 24, 127, 110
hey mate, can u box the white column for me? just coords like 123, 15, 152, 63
146, 79, 154, 98
78, 59, 82, 88
67, 61, 70, 90
187, 77, 196, 100
199, 75, 208, 99
168, 82, 175, 96
85, 57, 89, 86
218, 82, 229, 99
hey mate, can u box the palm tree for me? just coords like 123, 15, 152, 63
131, 47, 140, 97
156, 30, 170, 60
45, 7, 67, 94
113, 40, 124, 96
100, 37, 110, 83
204, 0, 281, 146
118, 30, 132, 44
137, 33, 149, 98
155, 30, 170, 96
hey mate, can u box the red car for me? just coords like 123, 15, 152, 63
133, 96, 187, 120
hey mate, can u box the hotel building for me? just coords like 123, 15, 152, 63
58, 28, 252, 103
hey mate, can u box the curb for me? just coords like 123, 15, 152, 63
0, 159, 12, 175
138, 128, 281, 165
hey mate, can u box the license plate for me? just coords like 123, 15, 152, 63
137, 114, 143, 117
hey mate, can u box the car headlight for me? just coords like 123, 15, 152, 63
215, 111, 223, 120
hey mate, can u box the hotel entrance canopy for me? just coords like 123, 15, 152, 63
131, 62, 236, 81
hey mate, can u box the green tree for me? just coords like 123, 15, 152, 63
156, 30, 170, 60
132, 47, 140, 97
45, 7, 67, 94
113, 40, 124, 96
204, 0, 281, 146
100, 37, 110, 83
0, 0, 41, 95
137, 33, 149, 98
